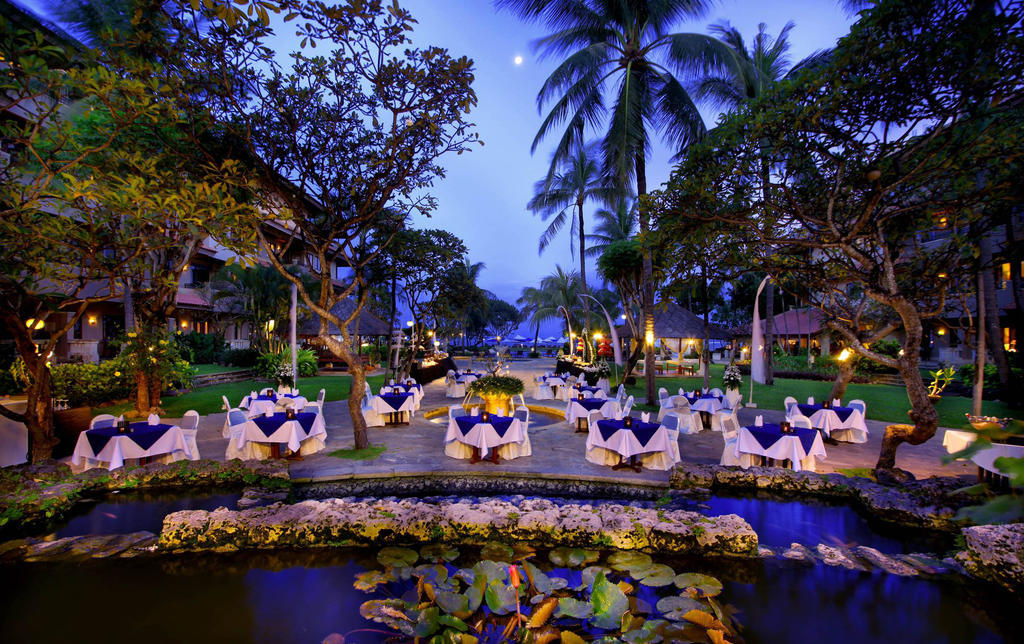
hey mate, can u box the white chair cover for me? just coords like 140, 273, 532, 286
181, 410, 200, 460
498, 407, 532, 459
783, 396, 798, 414
361, 391, 385, 427
225, 409, 269, 460
89, 414, 116, 430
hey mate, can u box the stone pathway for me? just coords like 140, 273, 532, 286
177, 358, 974, 485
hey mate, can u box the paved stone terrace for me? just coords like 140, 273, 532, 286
170, 358, 976, 486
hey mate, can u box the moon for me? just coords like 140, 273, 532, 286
513, 55, 523, 66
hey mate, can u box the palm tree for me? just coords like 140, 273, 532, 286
687, 21, 830, 385
497, 0, 719, 404
528, 140, 617, 332
518, 265, 585, 352
585, 197, 635, 261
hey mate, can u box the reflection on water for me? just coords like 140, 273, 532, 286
0, 549, 1013, 644
698, 493, 952, 554
52, 491, 242, 538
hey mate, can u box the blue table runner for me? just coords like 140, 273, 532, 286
251, 412, 317, 438
86, 423, 173, 454
378, 393, 412, 411
746, 423, 817, 453
596, 419, 660, 446
454, 415, 514, 438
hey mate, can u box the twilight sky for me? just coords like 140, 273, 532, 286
20, 0, 855, 335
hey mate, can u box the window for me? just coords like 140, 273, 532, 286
190, 266, 210, 287
999, 262, 1011, 289
71, 317, 82, 340
307, 253, 321, 272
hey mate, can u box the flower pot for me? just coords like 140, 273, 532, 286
479, 393, 512, 416
53, 406, 92, 458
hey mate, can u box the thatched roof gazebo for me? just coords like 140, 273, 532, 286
617, 301, 731, 345
298, 299, 390, 338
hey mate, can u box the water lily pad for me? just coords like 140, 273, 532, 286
354, 569, 393, 592
561, 632, 587, 644
413, 564, 449, 585
635, 563, 675, 587
607, 550, 653, 574
421, 544, 460, 562
556, 597, 593, 619
435, 590, 470, 617
392, 565, 414, 581
549, 576, 569, 590
655, 595, 709, 621
359, 599, 415, 636
465, 575, 486, 613
512, 542, 536, 559
438, 614, 468, 632
524, 560, 553, 594
471, 560, 508, 585
413, 606, 440, 638
484, 579, 518, 615
548, 546, 598, 568
590, 572, 629, 630
673, 573, 723, 597
480, 542, 514, 561
622, 618, 667, 643
378, 546, 419, 567
579, 565, 613, 591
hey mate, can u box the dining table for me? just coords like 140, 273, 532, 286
565, 397, 619, 431
734, 423, 827, 472
382, 383, 423, 408
444, 414, 525, 463
372, 392, 416, 425
242, 392, 306, 417
794, 403, 868, 441
72, 422, 190, 471
587, 418, 673, 472
678, 393, 723, 430
237, 411, 327, 458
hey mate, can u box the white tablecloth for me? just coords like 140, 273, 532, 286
735, 425, 827, 472
381, 385, 423, 408
72, 424, 190, 471
798, 405, 869, 442
690, 396, 723, 414
587, 421, 672, 460
444, 416, 525, 458
237, 412, 327, 454
372, 393, 416, 418
564, 399, 620, 424
972, 443, 1024, 476
242, 394, 306, 417
942, 429, 977, 456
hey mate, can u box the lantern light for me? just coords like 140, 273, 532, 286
645, 330, 654, 347
25, 318, 44, 330
838, 348, 851, 362
88, 316, 97, 326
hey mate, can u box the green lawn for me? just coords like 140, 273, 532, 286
97, 373, 387, 417
620, 364, 1021, 430
192, 364, 249, 376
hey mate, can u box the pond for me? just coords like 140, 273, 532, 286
0, 547, 1014, 643
48, 490, 242, 538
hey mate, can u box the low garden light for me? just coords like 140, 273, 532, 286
406, 320, 413, 327
645, 330, 654, 347
180, 320, 188, 329
593, 332, 603, 341
937, 327, 946, 336
25, 318, 44, 330
88, 316, 97, 326
838, 348, 851, 362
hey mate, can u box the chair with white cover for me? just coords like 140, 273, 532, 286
657, 389, 675, 422
444, 406, 474, 459
499, 407, 532, 459
723, 389, 742, 411
719, 414, 750, 467
277, 385, 292, 395
222, 395, 232, 412
260, 387, 275, 396
615, 384, 625, 406
446, 374, 466, 399
512, 393, 527, 410
90, 414, 116, 430
832, 398, 869, 443
618, 396, 634, 420
180, 410, 200, 460
361, 390, 385, 427
709, 388, 723, 397
790, 414, 813, 429
317, 388, 326, 408
711, 406, 738, 433
848, 399, 866, 416
671, 398, 701, 434
448, 405, 469, 420
224, 409, 269, 460
534, 376, 553, 400
642, 413, 680, 471
304, 403, 321, 417
581, 389, 595, 399
783, 396, 798, 414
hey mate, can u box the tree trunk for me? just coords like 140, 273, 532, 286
532, 323, 540, 354
636, 153, 656, 406
764, 280, 775, 385
386, 274, 398, 381
827, 356, 855, 403
325, 334, 369, 449
578, 200, 592, 363
874, 303, 940, 470
973, 271, 986, 416
134, 371, 151, 416
702, 264, 711, 390
979, 235, 1009, 393
24, 353, 57, 463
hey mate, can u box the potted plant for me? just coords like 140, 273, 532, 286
466, 375, 525, 415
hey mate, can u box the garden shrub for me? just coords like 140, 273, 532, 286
255, 349, 318, 379
222, 347, 259, 367
51, 358, 133, 407
175, 332, 228, 364
0, 343, 19, 395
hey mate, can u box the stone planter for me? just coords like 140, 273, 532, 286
52, 406, 91, 458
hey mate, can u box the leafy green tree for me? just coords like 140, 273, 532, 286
653, 0, 1024, 471
528, 140, 618, 330
194, 0, 480, 449
686, 19, 831, 386
585, 197, 635, 261
210, 264, 316, 351
498, 0, 716, 404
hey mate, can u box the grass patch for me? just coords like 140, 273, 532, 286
836, 467, 876, 480
619, 363, 1021, 429
96, 373, 387, 417
328, 445, 386, 460
192, 364, 249, 376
